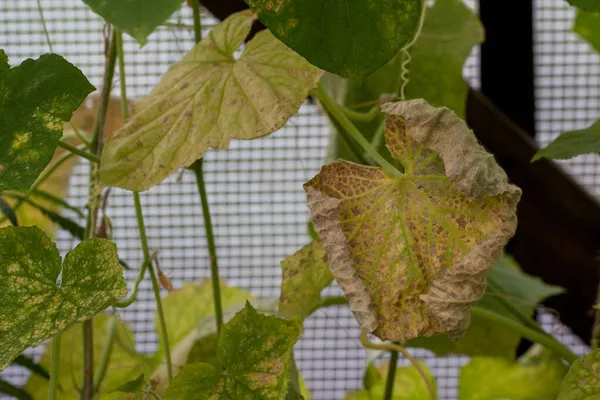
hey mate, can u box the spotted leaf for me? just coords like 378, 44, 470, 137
558, 349, 600, 399
0, 226, 126, 370
305, 99, 520, 342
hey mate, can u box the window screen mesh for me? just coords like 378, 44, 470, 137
0, 1, 596, 399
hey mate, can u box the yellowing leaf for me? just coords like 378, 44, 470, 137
305, 99, 520, 342
558, 349, 600, 400
100, 10, 323, 192
279, 240, 334, 320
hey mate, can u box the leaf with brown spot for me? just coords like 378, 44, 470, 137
558, 348, 600, 400
100, 10, 323, 192
164, 302, 302, 399
305, 99, 520, 342
279, 240, 334, 320
0, 226, 127, 370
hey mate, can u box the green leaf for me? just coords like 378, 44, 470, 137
566, 0, 600, 13
406, 255, 564, 358
0, 51, 94, 192
558, 349, 600, 399
574, 9, 600, 54
460, 346, 569, 400
405, 0, 484, 117
100, 10, 323, 192
279, 240, 334, 320
0, 226, 126, 370
164, 302, 302, 399
25, 313, 149, 399
244, 0, 422, 81
81, 0, 184, 45
305, 99, 521, 342
345, 362, 436, 400
187, 333, 219, 366
533, 120, 600, 161
110, 373, 147, 394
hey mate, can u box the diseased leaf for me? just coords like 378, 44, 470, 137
0, 227, 126, 370
81, 0, 184, 45
405, 0, 484, 117
407, 255, 564, 359
461, 346, 569, 400
558, 349, 600, 399
25, 314, 150, 399
279, 240, 334, 319
0, 51, 94, 192
100, 10, 323, 192
345, 362, 436, 400
566, 0, 600, 13
305, 99, 521, 342
574, 9, 600, 54
533, 120, 600, 161
244, 0, 421, 81
164, 302, 302, 399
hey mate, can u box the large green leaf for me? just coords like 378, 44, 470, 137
279, 240, 334, 320
574, 9, 600, 54
244, 0, 422, 81
164, 302, 302, 399
345, 362, 436, 400
533, 120, 600, 161
558, 349, 600, 399
81, 0, 184, 45
0, 51, 94, 192
24, 314, 149, 399
0, 226, 126, 370
460, 346, 569, 400
100, 10, 323, 192
566, 0, 600, 13
305, 99, 520, 342
405, 0, 484, 117
406, 255, 564, 358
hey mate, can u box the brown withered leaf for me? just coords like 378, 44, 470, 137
305, 99, 521, 342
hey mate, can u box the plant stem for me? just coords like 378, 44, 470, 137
48, 334, 61, 400
114, 261, 147, 308
116, 30, 129, 120
399, 0, 428, 100
93, 316, 118, 392
189, 0, 225, 335
82, 27, 118, 400
307, 296, 348, 317
341, 105, 379, 122
190, 160, 224, 333
133, 192, 173, 381
471, 306, 578, 363
57, 141, 100, 163
36, 0, 53, 53
383, 349, 399, 400
313, 82, 403, 178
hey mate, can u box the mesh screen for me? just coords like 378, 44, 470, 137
0, 1, 596, 399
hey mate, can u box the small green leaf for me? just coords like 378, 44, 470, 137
25, 313, 149, 399
566, 0, 600, 13
100, 10, 323, 192
0, 226, 126, 370
110, 373, 147, 394
558, 349, 600, 399
574, 9, 600, 54
279, 240, 333, 320
407, 255, 563, 358
405, 0, 485, 117
345, 362, 436, 400
533, 120, 600, 161
164, 302, 302, 399
244, 0, 422, 80
0, 51, 94, 192
460, 346, 569, 400
81, 0, 184, 45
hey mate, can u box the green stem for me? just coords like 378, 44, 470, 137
133, 192, 173, 381
93, 316, 118, 393
70, 121, 92, 146
57, 141, 100, 163
313, 82, 403, 178
341, 105, 379, 122
307, 296, 348, 317
191, 160, 224, 333
36, 0, 53, 53
471, 306, 578, 363
383, 349, 399, 400
114, 261, 148, 308
48, 334, 61, 400
82, 320, 94, 400
191, 0, 202, 43
116, 30, 129, 120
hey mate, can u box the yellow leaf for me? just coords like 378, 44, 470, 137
305, 99, 521, 342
